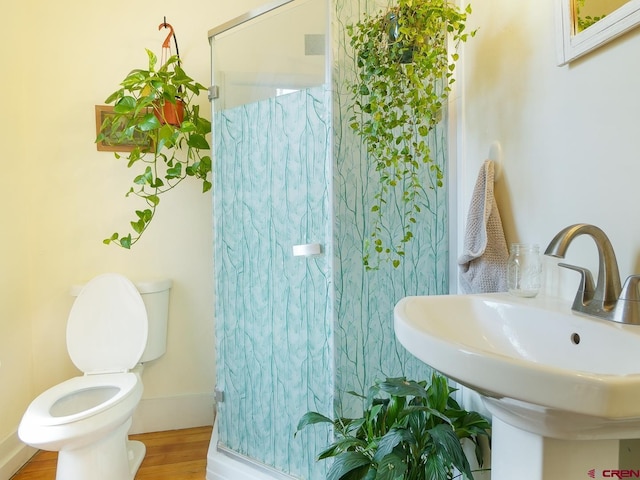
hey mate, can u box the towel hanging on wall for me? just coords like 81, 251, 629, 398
458, 159, 509, 294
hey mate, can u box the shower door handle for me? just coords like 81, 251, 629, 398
292, 243, 322, 257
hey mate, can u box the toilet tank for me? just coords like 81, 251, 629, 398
133, 279, 172, 362
71, 278, 172, 363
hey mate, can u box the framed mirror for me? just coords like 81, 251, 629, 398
556, 0, 640, 65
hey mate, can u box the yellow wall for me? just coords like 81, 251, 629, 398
0, 1, 259, 469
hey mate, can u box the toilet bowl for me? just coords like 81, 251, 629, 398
18, 273, 170, 480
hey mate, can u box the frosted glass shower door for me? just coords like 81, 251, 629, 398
210, 1, 332, 479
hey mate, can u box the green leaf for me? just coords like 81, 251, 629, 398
317, 437, 368, 460
146, 195, 160, 206
424, 454, 450, 480
187, 133, 210, 150
138, 113, 161, 132
134, 166, 153, 185
131, 219, 145, 234
427, 373, 451, 412
295, 412, 333, 435
145, 48, 158, 70
120, 235, 132, 249
179, 120, 197, 133
378, 378, 428, 399
113, 96, 136, 113
428, 423, 473, 479
375, 452, 407, 480
166, 163, 183, 179
373, 428, 414, 462
453, 411, 491, 438
327, 452, 372, 480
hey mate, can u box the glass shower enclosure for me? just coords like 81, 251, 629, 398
209, 2, 333, 479
208, 0, 448, 478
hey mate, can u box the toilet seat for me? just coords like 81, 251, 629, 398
23, 373, 138, 426
67, 273, 148, 374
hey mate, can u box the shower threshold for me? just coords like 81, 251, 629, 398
206, 419, 300, 480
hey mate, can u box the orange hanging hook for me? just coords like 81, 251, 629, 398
158, 21, 175, 49
158, 19, 180, 66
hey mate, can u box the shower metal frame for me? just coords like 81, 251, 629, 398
208, 0, 295, 38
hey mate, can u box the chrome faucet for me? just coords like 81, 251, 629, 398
544, 224, 640, 324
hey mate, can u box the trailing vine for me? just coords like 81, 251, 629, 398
347, 0, 474, 269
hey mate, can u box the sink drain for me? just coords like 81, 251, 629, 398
571, 332, 581, 345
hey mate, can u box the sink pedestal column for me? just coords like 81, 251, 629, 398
492, 417, 622, 480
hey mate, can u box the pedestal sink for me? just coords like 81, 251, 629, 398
394, 293, 640, 480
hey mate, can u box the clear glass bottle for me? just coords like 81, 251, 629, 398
507, 244, 542, 297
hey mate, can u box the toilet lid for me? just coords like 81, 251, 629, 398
67, 273, 148, 374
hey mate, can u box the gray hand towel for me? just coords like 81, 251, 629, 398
458, 160, 509, 293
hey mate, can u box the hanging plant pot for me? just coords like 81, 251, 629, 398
153, 97, 185, 126
386, 12, 414, 64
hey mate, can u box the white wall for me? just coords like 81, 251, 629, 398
459, 0, 640, 296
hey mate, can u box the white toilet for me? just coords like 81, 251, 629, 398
18, 273, 172, 480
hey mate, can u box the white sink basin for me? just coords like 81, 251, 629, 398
394, 293, 640, 439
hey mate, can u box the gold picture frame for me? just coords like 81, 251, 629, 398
95, 105, 153, 152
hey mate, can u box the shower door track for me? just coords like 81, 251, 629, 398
208, 0, 295, 38
217, 444, 300, 480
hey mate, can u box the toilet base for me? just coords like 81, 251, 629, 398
56, 420, 145, 480
128, 439, 146, 473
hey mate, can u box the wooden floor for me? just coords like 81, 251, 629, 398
10, 426, 212, 480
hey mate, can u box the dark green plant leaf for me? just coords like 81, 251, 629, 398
296, 411, 333, 435
187, 133, 210, 150
327, 452, 372, 480
427, 373, 451, 412
318, 437, 368, 460
428, 424, 473, 479
373, 428, 415, 462
376, 452, 407, 480
453, 411, 491, 438
424, 454, 450, 480
378, 378, 428, 399
399, 405, 453, 427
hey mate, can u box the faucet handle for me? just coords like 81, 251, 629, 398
614, 275, 640, 324
619, 275, 640, 301
559, 263, 595, 306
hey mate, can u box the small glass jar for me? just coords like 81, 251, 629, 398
507, 244, 542, 298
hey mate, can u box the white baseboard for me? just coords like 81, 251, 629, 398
0, 430, 36, 480
131, 392, 215, 434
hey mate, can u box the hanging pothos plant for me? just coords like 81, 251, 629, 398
347, 0, 475, 269
97, 49, 211, 249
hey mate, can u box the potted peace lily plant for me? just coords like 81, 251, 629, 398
296, 374, 491, 480
96, 49, 211, 249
